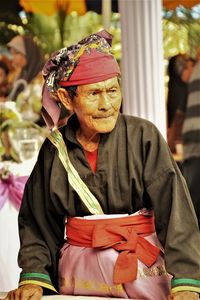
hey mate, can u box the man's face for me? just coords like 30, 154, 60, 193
72, 77, 122, 135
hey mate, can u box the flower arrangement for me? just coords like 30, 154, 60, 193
0, 101, 44, 162
15, 77, 43, 122
0, 164, 29, 210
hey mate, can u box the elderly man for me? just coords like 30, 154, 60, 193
5, 31, 200, 300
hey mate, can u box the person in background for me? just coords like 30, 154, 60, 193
4, 30, 200, 300
182, 46, 200, 227
7, 35, 45, 102
167, 54, 194, 154
0, 60, 11, 102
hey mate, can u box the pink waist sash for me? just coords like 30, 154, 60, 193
66, 214, 160, 284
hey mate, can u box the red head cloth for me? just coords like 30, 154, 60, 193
42, 30, 121, 129
59, 47, 120, 86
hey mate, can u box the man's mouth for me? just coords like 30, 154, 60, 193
93, 114, 114, 119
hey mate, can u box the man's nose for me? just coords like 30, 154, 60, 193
98, 92, 111, 110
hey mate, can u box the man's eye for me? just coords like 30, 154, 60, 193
108, 89, 117, 94
88, 91, 98, 96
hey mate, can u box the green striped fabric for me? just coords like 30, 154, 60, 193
48, 129, 104, 215
171, 278, 200, 295
19, 272, 57, 292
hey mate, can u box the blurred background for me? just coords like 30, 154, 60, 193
0, 0, 200, 292
0, 0, 199, 59
0, 0, 200, 59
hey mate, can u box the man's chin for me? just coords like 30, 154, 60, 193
95, 124, 116, 134
91, 116, 118, 133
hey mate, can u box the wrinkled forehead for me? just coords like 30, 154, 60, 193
77, 77, 120, 92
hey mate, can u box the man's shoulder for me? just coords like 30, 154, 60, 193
119, 114, 156, 130
116, 114, 163, 146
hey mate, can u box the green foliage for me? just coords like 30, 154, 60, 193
28, 10, 121, 59
6, 10, 121, 58
163, 19, 189, 57
26, 13, 61, 53
163, 6, 200, 58
188, 22, 200, 57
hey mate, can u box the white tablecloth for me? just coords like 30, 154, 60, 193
0, 292, 125, 300
0, 159, 37, 292
0, 292, 124, 300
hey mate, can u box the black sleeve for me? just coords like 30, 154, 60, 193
18, 139, 65, 293
142, 124, 200, 292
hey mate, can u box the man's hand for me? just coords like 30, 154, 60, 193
168, 291, 199, 299
3, 284, 43, 300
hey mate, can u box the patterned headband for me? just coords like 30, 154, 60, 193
42, 30, 114, 99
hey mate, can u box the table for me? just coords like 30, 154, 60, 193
0, 292, 125, 300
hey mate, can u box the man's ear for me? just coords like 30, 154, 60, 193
57, 88, 74, 112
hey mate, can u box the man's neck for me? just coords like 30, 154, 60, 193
76, 128, 100, 152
